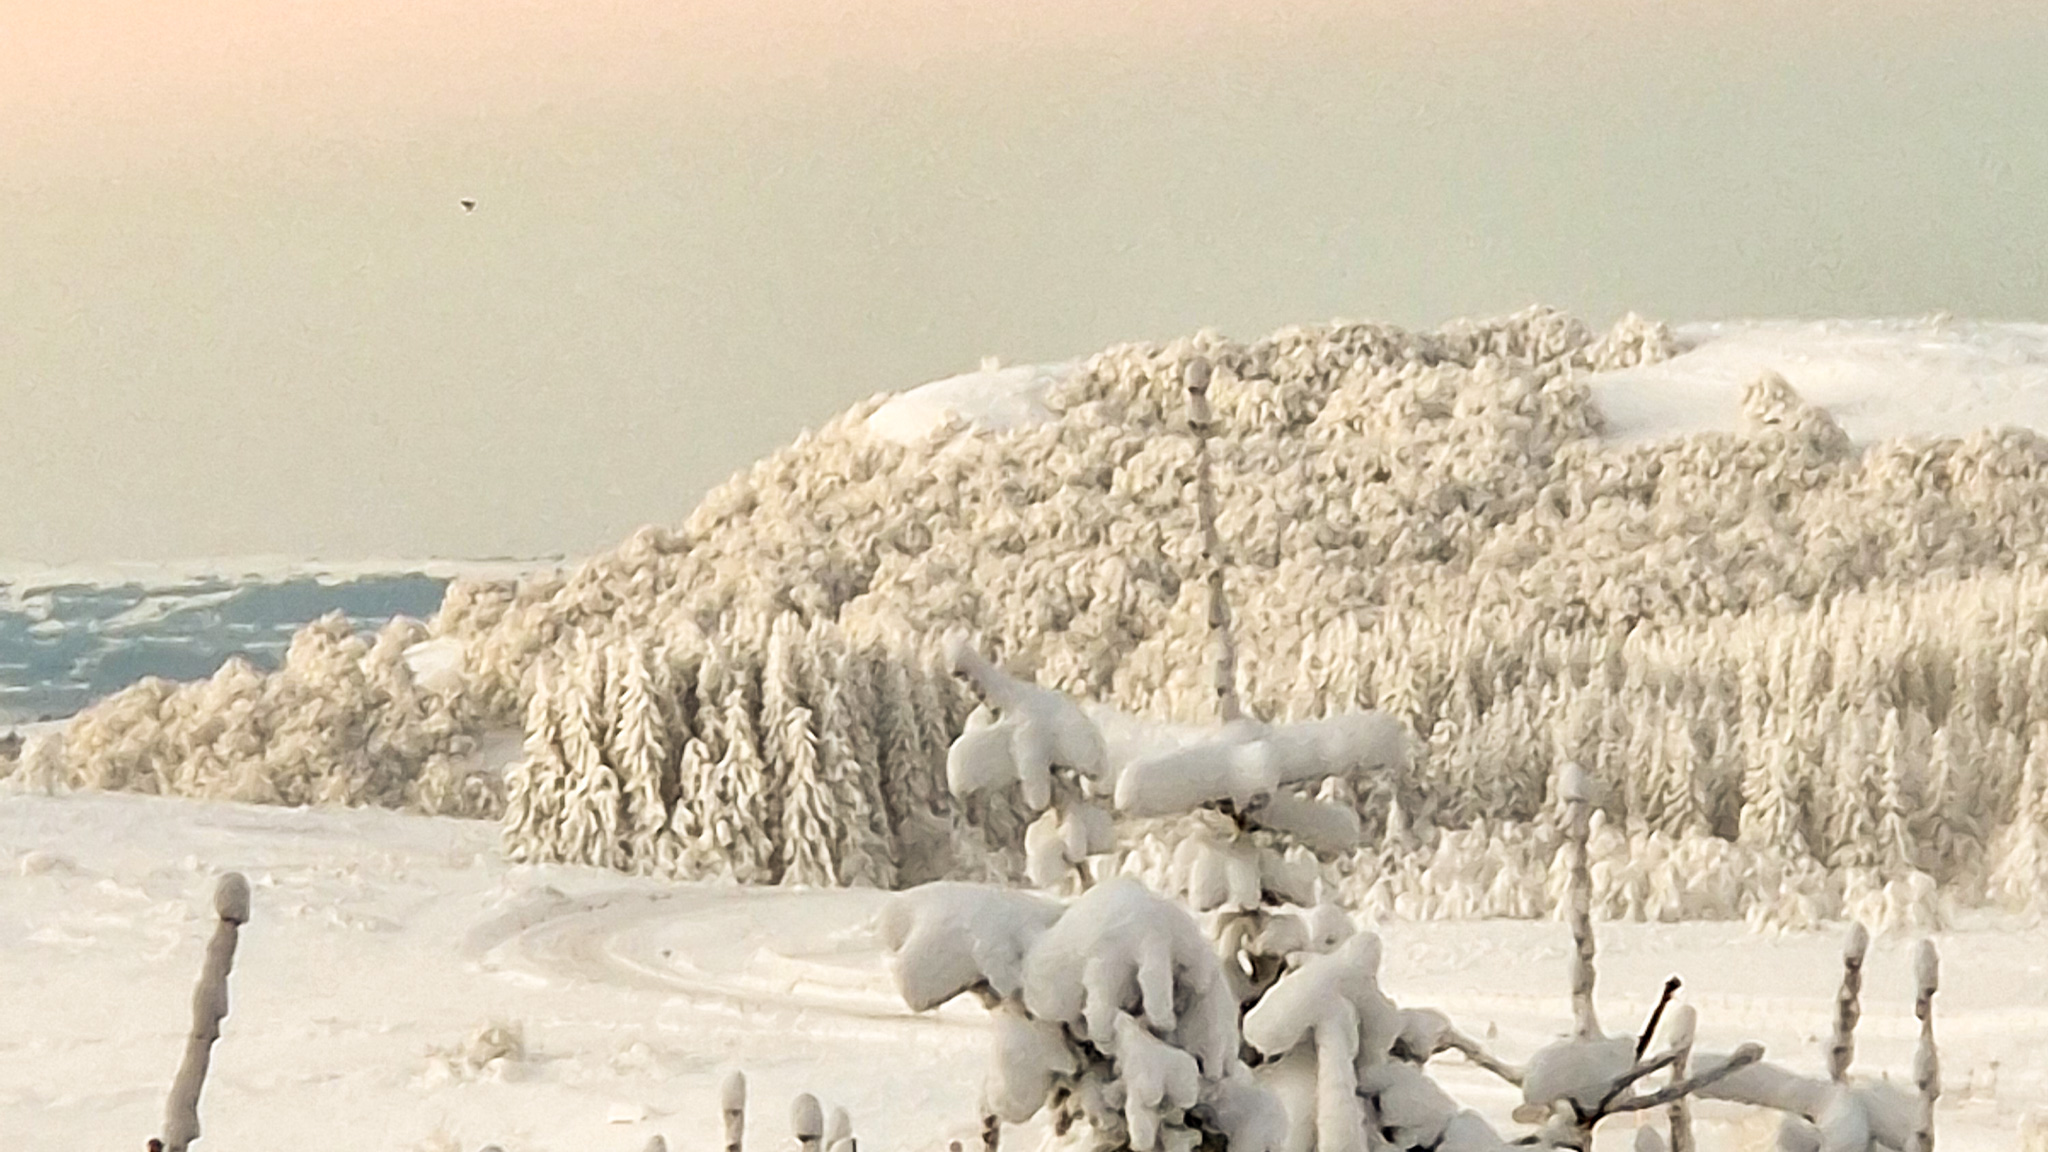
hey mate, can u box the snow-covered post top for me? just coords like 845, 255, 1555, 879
722, 1070, 747, 1152
791, 1094, 824, 1152
825, 1105, 853, 1152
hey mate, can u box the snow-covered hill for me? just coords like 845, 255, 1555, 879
14, 312, 2048, 1149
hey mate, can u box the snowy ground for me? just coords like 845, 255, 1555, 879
5, 791, 2043, 1151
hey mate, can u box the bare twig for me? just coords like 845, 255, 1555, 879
722, 1070, 747, 1152
1636, 977, 1682, 1062
1608, 1044, 1767, 1115
1596, 1048, 1684, 1114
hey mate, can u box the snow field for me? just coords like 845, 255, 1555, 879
8, 791, 2045, 1150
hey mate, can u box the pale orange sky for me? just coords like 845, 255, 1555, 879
0, 0, 1845, 164
3, 2, 2043, 562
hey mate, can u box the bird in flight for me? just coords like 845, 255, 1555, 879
460, 199, 476, 213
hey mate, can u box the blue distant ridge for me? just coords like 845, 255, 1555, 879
0, 571, 453, 724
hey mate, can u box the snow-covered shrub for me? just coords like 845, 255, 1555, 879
61, 614, 500, 817
884, 878, 1288, 1152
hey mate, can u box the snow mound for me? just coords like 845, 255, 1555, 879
864, 360, 1079, 445
1591, 318, 2048, 445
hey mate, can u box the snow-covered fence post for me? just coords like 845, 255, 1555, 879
161, 872, 251, 1152
1665, 1005, 1697, 1152
722, 1070, 747, 1152
792, 1094, 824, 1152
1183, 354, 1242, 724
1829, 922, 1869, 1082
1914, 940, 1940, 1152
826, 1105, 854, 1152
1560, 763, 1601, 1039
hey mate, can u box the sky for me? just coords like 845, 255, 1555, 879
3, 1, 2045, 564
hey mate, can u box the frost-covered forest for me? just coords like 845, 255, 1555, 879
19, 307, 2048, 932
12, 308, 2048, 1151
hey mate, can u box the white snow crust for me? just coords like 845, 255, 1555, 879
863, 361, 1079, 446
868, 321, 2048, 452
1589, 318, 2048, 445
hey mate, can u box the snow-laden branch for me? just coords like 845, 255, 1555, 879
1112, 713, 1406, 822
944, 634, 1108, 811
943, 636, 1403, 846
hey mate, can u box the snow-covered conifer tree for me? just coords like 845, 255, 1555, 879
704, 651, 778, 884
1740, 727, 1810, 859
1827, 707, 1882, 871
558, 635, 625, 868
610, 641, 672, 873
503, 663, 568, 864
1876, 708, 1920, 877
805, 622, 897, 888
767, 615, 838, 886
1651, 704, 1708, 838
877, 651, 953, 884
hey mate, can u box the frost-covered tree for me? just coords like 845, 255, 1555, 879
767, 614, 838, 886
1740, 728, 1811, 860
610, 640, 672, 873
1827, 708, 1882, 872
557, 635, 624, 869
502, 662, 567, 864
804, 622, 897, 888
1876, 710, 1921, 878
698, 649, 778, 884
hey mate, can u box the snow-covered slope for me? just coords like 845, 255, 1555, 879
1590, 319, 2048, 445
865, 360, 1078, 446
3, 791, 2041, 1151
878, 319, 2048, 451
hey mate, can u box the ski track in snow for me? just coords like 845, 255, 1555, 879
468, 884, 985, 1036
